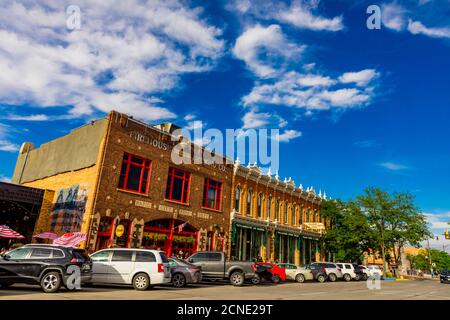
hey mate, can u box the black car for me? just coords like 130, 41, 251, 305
352, 263, 365, 281
309, 263, 329, 283
0, 244, 92, 293
440, 270, 449, 283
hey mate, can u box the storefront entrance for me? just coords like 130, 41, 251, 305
142, 219, 198, 258
230, 223, 266, 262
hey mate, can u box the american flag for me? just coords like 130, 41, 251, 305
177, 222, 188, 232
0, 225, 25, 239
53, 232, 86, 247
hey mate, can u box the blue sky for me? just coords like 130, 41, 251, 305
0, 0, 449, 249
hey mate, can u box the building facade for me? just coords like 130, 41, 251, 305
229, 162, 328, 265
12, 111, 233, 256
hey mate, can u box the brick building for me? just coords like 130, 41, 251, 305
12, 111, 233, 256
229, 161, 328, 264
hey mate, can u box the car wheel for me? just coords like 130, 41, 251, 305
40, 271, 62, 293
343, 273, 352, 282
295, 274, 305, 283
317, 274, 326, 283
328, 273, 337, 282
172, 273, 187, 288
133, 273, 150, 291
230, 271, 245, 286
355, 274, 361, 281
272, 275, 280, 284
251, 276, 261, 285
362, 274, 368, 281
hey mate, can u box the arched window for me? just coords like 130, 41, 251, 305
257, 194, 263, 218
235, 187, 241, 212
246, 190, 253, 216
275, 199, 280, 221
267, 196, 272, 219
298, 205, 303, 225
284, 202, 288, 223
292, 205, 297, 226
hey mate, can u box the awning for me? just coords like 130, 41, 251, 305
276, 231, 299, 237
234, 223, 266, 232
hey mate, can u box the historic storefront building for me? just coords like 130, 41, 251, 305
12, 111, 232, 256
229, 162, 328, 265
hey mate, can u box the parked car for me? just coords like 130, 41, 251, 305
277, 263, 314, 283
440, 270, 449, 283
0, 244, 92, 293
309, 263, 329, 283
252, 262, 286, 284
336, 263, 363, 281
168, 257, 202, 288
359, 265, 370, 280
87, 248, 171, 290
310, 262, 343, 282
186, 251, 257, 286
366, 265, 382, 277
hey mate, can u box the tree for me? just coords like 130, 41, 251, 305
408, 249, 450, 272
356, 187, 431, 277
321, 199, 375, 263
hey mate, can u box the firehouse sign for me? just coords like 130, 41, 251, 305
115, 225, 125, 237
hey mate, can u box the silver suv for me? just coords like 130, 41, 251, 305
310, 262, 343, 282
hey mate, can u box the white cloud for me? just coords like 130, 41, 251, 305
0, 124, 19, 152
382, 3, 407, 31
0, 174, 11, 182
379, 162, 409, 171
407, 19, 450, 39
277, 129, 302, 142
424, 212, 450, 231
232, 24, 303, 78
339, 69, 379, 87
0, 1, 224, 121
242, 109, 272, 129
5, 114, 49, 121
242, 71, 377, 111
276, 2, 344, 31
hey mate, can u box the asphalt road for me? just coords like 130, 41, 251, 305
0, 279, 449, 300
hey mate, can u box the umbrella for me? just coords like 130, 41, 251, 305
33, 231, 58, 240
53, 232, 86, 247
0, 225, 25, 239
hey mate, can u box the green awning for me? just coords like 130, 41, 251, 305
234, 223, 266, 232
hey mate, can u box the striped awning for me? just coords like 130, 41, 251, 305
0, 225, 25, 239
53, 232, 86, 247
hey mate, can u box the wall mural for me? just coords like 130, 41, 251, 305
50, 185, 87, 233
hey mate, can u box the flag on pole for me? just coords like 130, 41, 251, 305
177, 222, 188, 232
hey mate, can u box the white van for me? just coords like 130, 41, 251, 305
88, 248, 171, 290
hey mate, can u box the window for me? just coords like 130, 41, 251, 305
159, 252, 169, 263
111, 250, 133, 262
52, 250, 64, 258
165, 167, 191, 204
190, 252, 209, 262
284, 203, 288, 223
276, 199, 280, 221
268, 196, 272, 219
235, 187, 241, 212
246, 190, 253, 216
257, 194, 263, 217
91, 250, 111, 262
292, 206, 296, 225
203, 178, 222, 210
7, 247, 32, 259
207, 253, 222, 261
30, 248, 52, 259
299, 206, 303, 224
135, 251, 156, 262
118, 153, 151, 194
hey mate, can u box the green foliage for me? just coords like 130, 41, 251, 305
408, 249, 450, 271
322, 187, 431, 270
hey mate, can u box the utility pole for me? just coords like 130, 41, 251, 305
427, 238, 433, 277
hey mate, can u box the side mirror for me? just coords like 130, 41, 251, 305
188, 258, 194, 263
1, 254, 10, 260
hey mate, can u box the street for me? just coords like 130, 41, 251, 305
1, 279, 449, 300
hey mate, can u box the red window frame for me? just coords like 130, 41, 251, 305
165, 167, 191, 204
118, 153, 152, 194
203, 178, 222, 210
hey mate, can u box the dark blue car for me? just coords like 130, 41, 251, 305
440, 270, 449, 283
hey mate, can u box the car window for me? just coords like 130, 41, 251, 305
159, 252, 169, 263
345, 264, 352, 269
7, 247, 32, 259
336, 263, 343, 268
91, 250, 111, 262
326, 263, 336, 268
207, 253, 222, 261
135, 251, 156, 262
111, 250, 133, 262
30, 248, 52, 259
52, 249, 64, 258
190, 252, 208, 262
